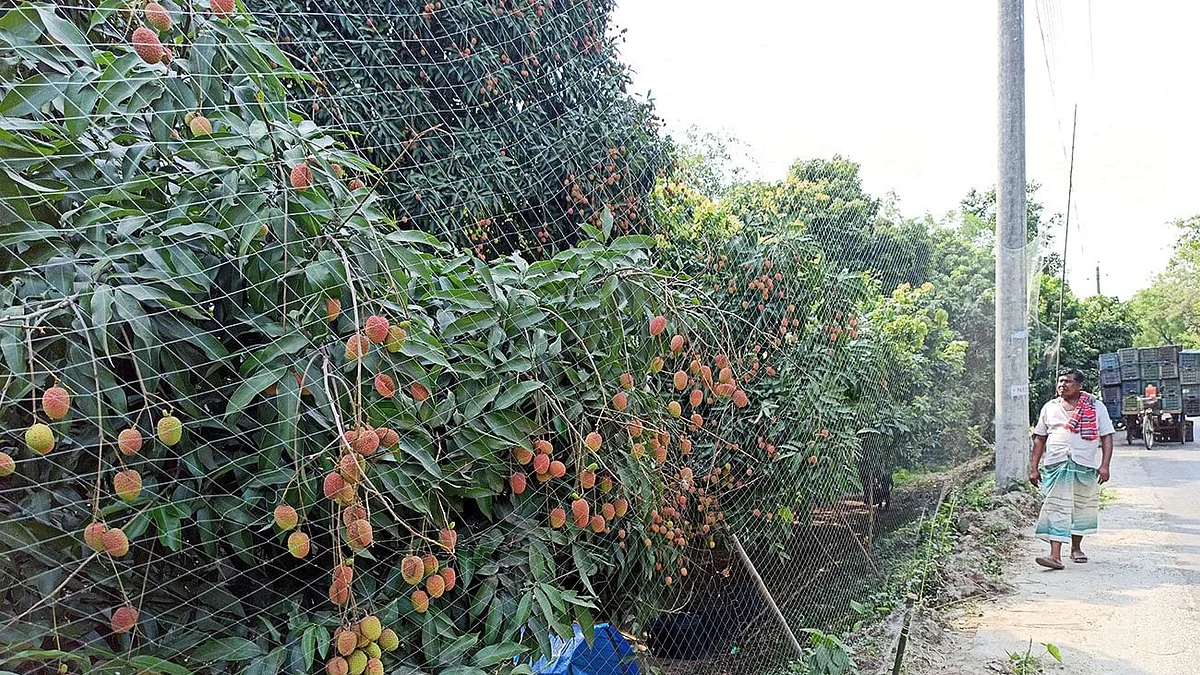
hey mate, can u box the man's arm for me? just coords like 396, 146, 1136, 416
1030, 434, 1047, 486
1098, 434, 1113, 483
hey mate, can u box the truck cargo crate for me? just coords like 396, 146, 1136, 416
1141, 362, 1162, 380
1122, 395, 1141, 415
1100, 369, 1121, 386
1182, 369, 1200, 386
1181, 351, 1200, 369
1101, 385, 1122, 404
1159, 344, 1182, 362
1099, 353, 1120, 371
1119, 347, 1140, 365
1122, 380, 1143, 397
1106, 402, 1122, 422
1139, 347, 1160, 363
1163, 395, 1183, 413
1161, 378, 1181, 398
1186, 420, 1194, 443
1121, 363, 1140, 381
1161, 361, 1180, 379
1187, 399, 1200, 417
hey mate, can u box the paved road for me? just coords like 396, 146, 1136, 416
962, 438, 1200, 674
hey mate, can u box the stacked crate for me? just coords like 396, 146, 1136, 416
1103, 346, 1187, 417
1184, 351, 1200, 416
1098, 352, 1124, 420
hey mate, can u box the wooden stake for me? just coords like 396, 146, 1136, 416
729, 533, 805, 660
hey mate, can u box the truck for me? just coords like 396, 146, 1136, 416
1098, 346, 1194, 447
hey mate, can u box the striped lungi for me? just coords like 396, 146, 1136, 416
1035, 459, 1100, 542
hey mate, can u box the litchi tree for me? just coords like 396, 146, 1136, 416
0, 2, 765, 673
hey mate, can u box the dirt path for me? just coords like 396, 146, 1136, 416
954, 444, 1200, 674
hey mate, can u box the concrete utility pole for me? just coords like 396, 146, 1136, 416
1096, 265, 1102, 295
996, 0, 1029, 492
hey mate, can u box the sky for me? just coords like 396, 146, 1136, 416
610, 1, 1200, 301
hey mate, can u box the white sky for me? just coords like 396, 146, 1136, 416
611, 1, 1200, 300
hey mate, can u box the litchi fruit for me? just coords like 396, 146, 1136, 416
571, 498, 590, 528
421, 553, 439, 577
439, 527, 457, 552
103, 527, 130, 557
111, 605, 138, 634
426, 573, 446, 598
84, 522, 107, 551
327, 658, 349, 675
336, 630, 358, 656
614, 498, 629, 518
366, 659, 383, 675
346, 519, 373, 548
649, 357, 664, 374
672, 371, 688, 391
533, 439, 553, 455
579, 470, 596, 489
274, 504, 298, 530
359, 615, 382, 641
113, 469, 142, 502
326, 298, 341, 322
584, 432, 602, 452
532, 453, 550, 475
512, 446, 533, 464
344, 334, 367, 360
732, 389, 749, 408
601, 502, 616, 521
670, 335, 685, 353
548, 460, 566, 478
667, 401, 682, 418
599, 476, 614, 493
589, 515, 606, 532
42, 386, 70, 420
131, 26, 164, 64
290, 162, 312, 190
377, 427, 399, 448
549, 507, 566, 528
410, 382, 430, 402
0, 452, 14, 477
385, 325, 406, 352
649, 315, 666, 336
619, 373, 634, 390
288, 531, 310, 558
145, 2, 172, 31
378, 628, 399, 652
211, 0, 235, 18
374, 373, 395, 398
25, 423, 54, 455
328, 580, 350, 605
189, 115, 212, 136
509, 472, 527, 494
401, 555, 424, 585
364, 316, 389, 344
157, 415, 182, 446
611, 391, 628, 411
690, 390, 704, 408
117, 428, 143, 456
411, 589, 429, 613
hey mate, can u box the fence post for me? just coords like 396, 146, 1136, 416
729, 533, 805, 660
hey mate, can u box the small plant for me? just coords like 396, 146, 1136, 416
1004, 640, 1063, 674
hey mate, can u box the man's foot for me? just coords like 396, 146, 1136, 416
1036, 556, 1065, 570
1071, 549, 1088, 563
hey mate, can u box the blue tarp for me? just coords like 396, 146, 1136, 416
530, 623, 641, 675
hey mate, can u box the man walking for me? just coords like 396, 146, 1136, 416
1029, 368, 1114, 570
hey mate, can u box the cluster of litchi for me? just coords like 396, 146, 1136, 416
325, 613, 401, 675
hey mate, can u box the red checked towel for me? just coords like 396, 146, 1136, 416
1065, 391, 1099, 441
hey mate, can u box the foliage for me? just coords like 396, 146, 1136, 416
255, 0, 668, 258
1129, 214, 1200, 348
0, 3, 758, 673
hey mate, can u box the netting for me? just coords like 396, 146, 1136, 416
1, 3, 1004, 675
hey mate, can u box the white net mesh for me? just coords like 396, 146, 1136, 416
1, 3, 1006, 675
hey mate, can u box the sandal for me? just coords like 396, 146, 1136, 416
1036, 556, 1065, 570
1071, 550, 1088, 563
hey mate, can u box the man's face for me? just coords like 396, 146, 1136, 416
1057, 374, 1082, 397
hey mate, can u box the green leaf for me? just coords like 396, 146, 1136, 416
442, 311, 498, 341
493, 380, 542, 410
435, 634, 480, 667
127, 656, 191, 675
224, 363, 289, 418
1044, 643, 1063, 663
34, 6, 95, 66
191, 637, 263, 662
470, 641, 524, 668
575, 606, 595, 649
